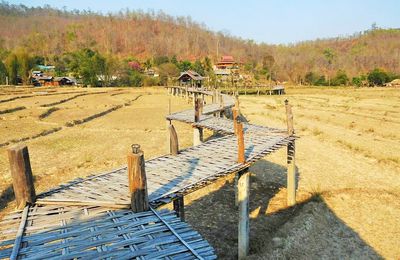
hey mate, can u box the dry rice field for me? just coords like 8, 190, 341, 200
0, 86, 399, 259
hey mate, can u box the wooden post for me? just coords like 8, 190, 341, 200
233, 108, 239, 134
237, 121, 245, 164
238, 168, 250, 259
173, 194, 185, 221
212, 89, 216, 103
168, 124, 179, 155
127, 144, 149, 213
285, 100, 296, 206
194, 97, 201, 123
193, 98, 203, 146
185, 85, 189, 103
7, 144, 36, 210
219, 93, 224, 118
192, 92, 196, 106
166, 120, 171, 154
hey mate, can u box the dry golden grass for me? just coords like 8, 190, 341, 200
0, 86, 399, 259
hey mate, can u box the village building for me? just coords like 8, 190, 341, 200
268, 85, 285, 95
178, 70, 204, 88
213, 55, 240, 81
54, 77, 77, 86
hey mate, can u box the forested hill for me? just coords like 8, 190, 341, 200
0, 2, 399, 83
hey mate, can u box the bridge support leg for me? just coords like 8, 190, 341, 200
238, 169, 250, 259
173, 194, 185, 221
285, 100, 296, 206
193, 127, 203, 146
287, 140, 296, 206
185, 86, 189, 103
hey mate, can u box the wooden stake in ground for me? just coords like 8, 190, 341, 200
285, 99, 296, 206
7, 144, 36, 210
127, 144, 149, 213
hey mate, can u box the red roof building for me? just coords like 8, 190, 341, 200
215, 55, 236, 69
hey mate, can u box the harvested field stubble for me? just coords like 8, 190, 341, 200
0, 86, 399, 259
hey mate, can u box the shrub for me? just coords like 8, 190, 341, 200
367, 68, 390, 86
332, 70, 349, 86
143, 76, 160, 86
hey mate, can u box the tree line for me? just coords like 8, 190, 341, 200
0, 2, 399, 86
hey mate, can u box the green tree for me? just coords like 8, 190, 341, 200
203, 57, 213, 74
171, 55, 178, 65
0, 60, 7, 84
177, 60, 192, 71
68, 49, 106, 86
304, 72, 317, 85
323, 48, 335, 86
5, 53, 19, 85
118, 68, 143, 87
16, 48, 34, 84
192, 59, 205, 75
158, 62, 179, 85
153, 56, 169, 66
332, 70, 349, 86
367, 68, 389, 86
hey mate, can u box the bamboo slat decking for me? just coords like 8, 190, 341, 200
34, 133, 292, 208
0, 86, 296, 259
0, 205, 216, 259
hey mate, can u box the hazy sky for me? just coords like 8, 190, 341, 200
7, 0, 400, 44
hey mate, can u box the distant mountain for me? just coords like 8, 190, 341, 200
0, 2, 399, 83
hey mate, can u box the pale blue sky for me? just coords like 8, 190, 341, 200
7, 0, 400, 44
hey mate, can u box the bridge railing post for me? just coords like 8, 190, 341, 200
7, 144, 36, 210
193, 97, 203, 146
127, 144, 149, 213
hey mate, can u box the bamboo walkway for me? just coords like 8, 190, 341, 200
0, 86, 295, 259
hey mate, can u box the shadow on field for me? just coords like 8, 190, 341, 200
0, 185, 14, 211
184, 159, 382, 259
0, 175, 41, 212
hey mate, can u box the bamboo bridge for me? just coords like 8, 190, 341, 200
0, 86, 297, 259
